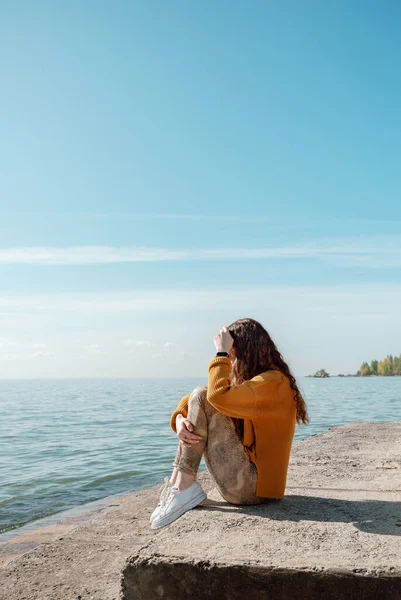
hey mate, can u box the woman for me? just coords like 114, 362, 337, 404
150, 318, 309, 529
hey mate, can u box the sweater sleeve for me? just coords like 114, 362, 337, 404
170, 394, 190, 432
207, 356, 284, 419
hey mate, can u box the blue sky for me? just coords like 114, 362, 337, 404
1, 1, 400, 378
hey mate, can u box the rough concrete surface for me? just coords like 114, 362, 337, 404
1, 422, 400, 600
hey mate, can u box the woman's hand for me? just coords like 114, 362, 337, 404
213, 326, 234, 353
175, 414, 203, 448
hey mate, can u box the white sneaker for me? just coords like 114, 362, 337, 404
151, 481, 207, 530
150, 477, 173, 523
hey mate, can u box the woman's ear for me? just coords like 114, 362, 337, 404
229, 347, 236, 360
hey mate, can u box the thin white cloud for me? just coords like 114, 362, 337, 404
123, 339, 152, 347
0, 337, 17, 349
0, 339, 53, 359
0, 242, 400, 267
0, 285, 399, 317
0, 346, 54, 360
29, 349, 54, 358
164, 342, 177, 349
86, 344, 103, 355
15, 211, 291, 224
123, 339, 154, 354
15, 212, 401, 228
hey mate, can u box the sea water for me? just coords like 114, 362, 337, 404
1, 377, 400, 534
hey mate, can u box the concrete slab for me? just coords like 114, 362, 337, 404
122, 422, 401, 600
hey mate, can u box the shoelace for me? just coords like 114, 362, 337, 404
157, 477, 173, 507
158, 477, 181, 514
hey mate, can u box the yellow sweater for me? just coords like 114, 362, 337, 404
170, 356, 297, 498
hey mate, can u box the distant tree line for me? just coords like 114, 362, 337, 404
357, 354, 401, 376
312, 369, 330, 378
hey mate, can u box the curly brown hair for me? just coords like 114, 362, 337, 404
228, 318, 309, 426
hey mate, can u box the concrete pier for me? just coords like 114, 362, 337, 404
1, 422, 400, 600
122, 421, 401, 599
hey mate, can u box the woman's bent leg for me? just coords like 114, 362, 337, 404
174, 386, 263, 505
172, 387, 208, 490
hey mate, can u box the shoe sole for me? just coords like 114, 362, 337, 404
151, 490, 207, 529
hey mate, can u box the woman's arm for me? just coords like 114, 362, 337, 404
170, 393, 190, 432
207, 357, 284, 419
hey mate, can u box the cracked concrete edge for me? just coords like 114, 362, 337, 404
119, 558, 401, 600
124, 553, 401, 577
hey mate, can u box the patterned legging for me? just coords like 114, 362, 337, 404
173, 386, 264, 505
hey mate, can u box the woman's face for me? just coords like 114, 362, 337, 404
229, 346, 236, 360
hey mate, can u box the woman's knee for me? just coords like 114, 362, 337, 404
189, 386, 208, 405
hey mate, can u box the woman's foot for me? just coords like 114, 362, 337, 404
151, 481, 207, 529
150, 470, 195, 523
149, 477, 174, 523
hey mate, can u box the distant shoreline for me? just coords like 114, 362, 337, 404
306, 374, 401, 378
